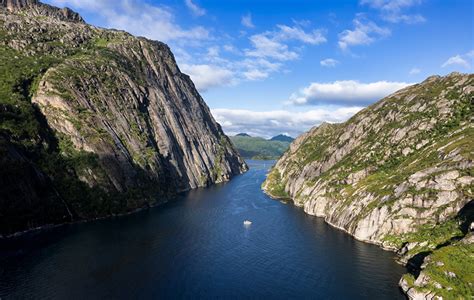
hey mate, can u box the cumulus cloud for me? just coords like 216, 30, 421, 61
241, 13, 255, 29
289, 80, 412, 105
338, 17, 390, 51
185, 0, 206, 17
181, 64, 235, 92
360, 0, 426, 24
441, 51, 473, 69
211, 107, 364, 138
47, 0, 209, 43
320, 58, 339, 67
45, 1, 325, 92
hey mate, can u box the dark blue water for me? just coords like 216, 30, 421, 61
0, 160, 406, 299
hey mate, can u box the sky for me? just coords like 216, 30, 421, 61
45, 0, 474, 138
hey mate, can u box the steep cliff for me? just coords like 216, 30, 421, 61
0, 1, 247, 236
263, 73, 473, 298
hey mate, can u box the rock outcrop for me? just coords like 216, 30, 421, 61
263, 73, 473, 298
0, 1, 247, 236
1, 0, 83, 22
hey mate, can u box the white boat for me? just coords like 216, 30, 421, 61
243, 220, 252, 225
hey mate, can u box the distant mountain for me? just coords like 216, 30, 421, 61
270, 134, 294, 142
236, 133, 251, 137
230, 135, 291, 160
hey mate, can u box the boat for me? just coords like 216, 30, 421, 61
243, 220, 252, 225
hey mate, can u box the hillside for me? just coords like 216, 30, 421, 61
0, 0, 247, 236
263, 73, 473, 299
270, 134, 294, 143
230, 134, 292, 160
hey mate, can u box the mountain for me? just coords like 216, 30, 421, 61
230, 135, 291, 160
236, 133, 251, 137
263, 73, 473, 299
270, 134, 294, 143
0, 0, 247, 236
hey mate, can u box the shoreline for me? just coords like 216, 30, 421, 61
262, 188, 414, 297
1, 168, 249, 240
0, 198, 169, 240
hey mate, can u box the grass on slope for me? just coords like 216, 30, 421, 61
402, 240, 474, 299
230, 135, 290, 160
0, 34, 162, 235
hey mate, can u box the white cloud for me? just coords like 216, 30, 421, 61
441, 52, 472, 69
181, 64, 235, 92
206, 46, 220, 58
360, 0, 426, 24
212, 107, 364, 138
276, 25, 326, 45
384, 14, 425, 24
47, 0, 209, 43
243, 69, 269, 80
45, 1, 325, 92
338, 17, 390, 51
289, 80, 412, 105
292, 19, 312, 27
245, 24, 326, 61
409, 67, 421, 75
320, 58, 339, 67
223, 44, 240, 54
185, 0, 206, 17
361, 0, 422, 11
241, 13, 255, 29
245, 33, 299, 61
240, 58, 281, 79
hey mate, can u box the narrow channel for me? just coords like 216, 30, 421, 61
0, 161, 406, 299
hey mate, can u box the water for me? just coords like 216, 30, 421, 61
0, 160, 406, 299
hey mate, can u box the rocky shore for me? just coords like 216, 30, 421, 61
263, 73, 474, 299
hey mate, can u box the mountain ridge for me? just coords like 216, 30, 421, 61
270, 134, 294, 142
0, 1, 247, 236
230, 134, 292, 160
263, 72, 473, 299
1, 0, 83, 22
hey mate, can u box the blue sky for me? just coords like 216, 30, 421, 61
46, 0, 473, 137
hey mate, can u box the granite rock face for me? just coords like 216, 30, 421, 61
263, 73, 473, 298
1, 0, 83, 22
0, 1, 247, 236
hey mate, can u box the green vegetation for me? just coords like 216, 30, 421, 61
262, 73, 474, 298
402, 240, 474, 299
230, 135, 291, 160
0, 46, 62, 147
384, 219, 464, 256
422, 241, 474, 299
270, 134, 294, 143
264, 169, 290, 199
0, 17, 172, 235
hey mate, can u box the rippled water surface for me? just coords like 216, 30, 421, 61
0, 160, 406, 299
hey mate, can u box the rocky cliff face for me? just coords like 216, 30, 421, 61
1, 0, 83, 22
0, 1, 247, 236
263, 73, 473, 298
